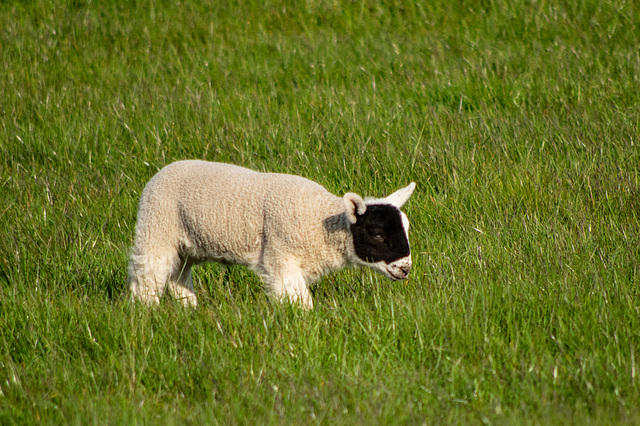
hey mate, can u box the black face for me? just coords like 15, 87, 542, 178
351, 204, 410, 264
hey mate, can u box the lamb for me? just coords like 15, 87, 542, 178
127, 160, 416, 309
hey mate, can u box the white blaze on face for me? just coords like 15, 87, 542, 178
400, 211, 410, 240
384, 210, 412, 280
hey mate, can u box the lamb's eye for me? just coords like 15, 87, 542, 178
373, 233, 384, 242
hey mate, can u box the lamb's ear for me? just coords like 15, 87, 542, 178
379, 182, 416, 208
343, 193, 367, 224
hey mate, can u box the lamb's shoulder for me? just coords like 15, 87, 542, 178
256, 173, 352, 279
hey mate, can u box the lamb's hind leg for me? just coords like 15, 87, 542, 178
167, 260, 198, 307
128, 249, 178, 305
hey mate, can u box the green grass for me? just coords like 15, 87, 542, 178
1, 0, 639, 423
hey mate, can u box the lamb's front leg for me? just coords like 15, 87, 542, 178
263, 261, 313, 309
167, 262, 198, 307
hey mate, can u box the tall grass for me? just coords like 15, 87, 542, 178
1, 0, 639, 423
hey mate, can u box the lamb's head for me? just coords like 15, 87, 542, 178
343, 183, 416, 281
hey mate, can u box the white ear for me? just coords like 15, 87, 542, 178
379, 182, 416, 208
343, 193, 367, 224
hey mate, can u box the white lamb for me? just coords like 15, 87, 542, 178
128, 160, 415, 309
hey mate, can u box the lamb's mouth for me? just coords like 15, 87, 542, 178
386, 270, 408, 281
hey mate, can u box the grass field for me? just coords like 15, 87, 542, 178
1, 0, 639, 423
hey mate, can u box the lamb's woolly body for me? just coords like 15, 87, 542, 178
128, 160, 415, 309
129, 161, 359, 307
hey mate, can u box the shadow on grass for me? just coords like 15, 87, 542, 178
102, 267, 128, 301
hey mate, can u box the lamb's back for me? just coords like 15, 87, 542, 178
137, 161, 345, 267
